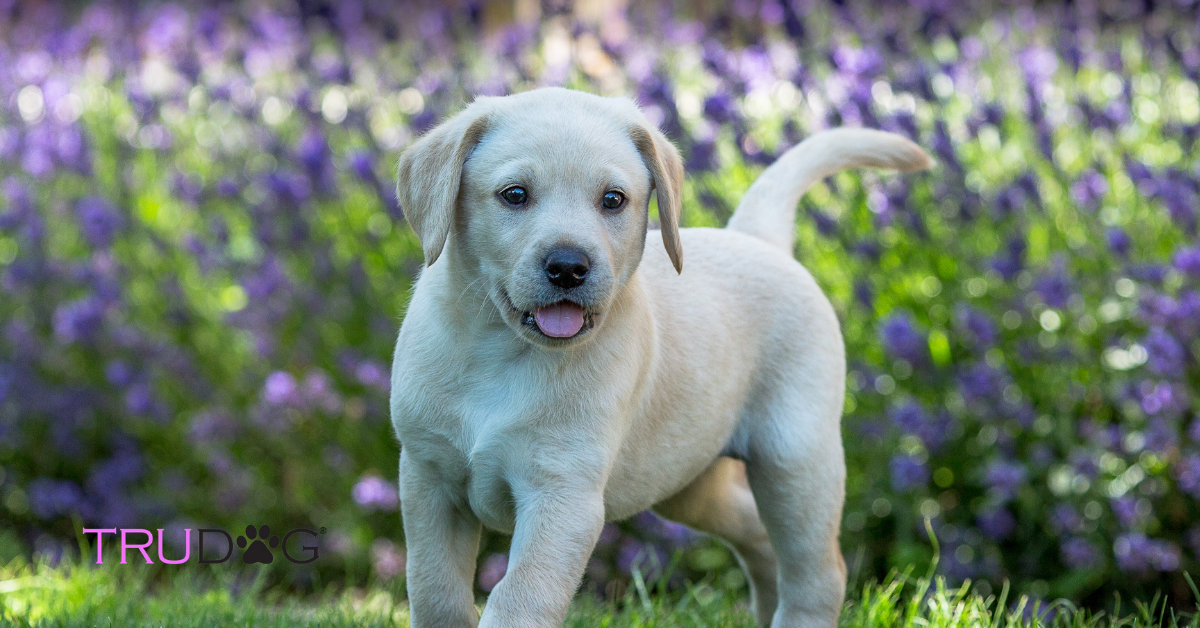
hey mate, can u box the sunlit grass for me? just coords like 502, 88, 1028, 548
0, 559, 1195, 628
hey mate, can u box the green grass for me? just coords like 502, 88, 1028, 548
0, 561, 1195, 627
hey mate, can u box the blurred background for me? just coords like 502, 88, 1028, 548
1, 0, 1198, 610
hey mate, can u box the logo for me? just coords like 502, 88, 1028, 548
81, 525, 324, 565
237, 525, 279, 564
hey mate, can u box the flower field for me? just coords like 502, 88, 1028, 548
0, 0, 1198, 610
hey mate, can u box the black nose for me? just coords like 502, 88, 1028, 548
544, 248, 590, 289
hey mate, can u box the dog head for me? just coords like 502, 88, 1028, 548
397, 88, 682, 347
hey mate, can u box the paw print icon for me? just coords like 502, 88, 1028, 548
236, 525, 280, 564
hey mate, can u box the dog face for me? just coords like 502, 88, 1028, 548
397, 88, 683, 347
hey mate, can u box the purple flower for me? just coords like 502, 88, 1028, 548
1143, 418, 1178, 454
958, 362, 1006, 403
263, 371, 298, 405
1110, 496, 1141, 529
832, 45, 883, 77
1049, 503, 1082, 534
52, 297, 105, 344
1138, 380, 1186, 417
616, 537, 668, 579
264, 170, 312, 205
955, 305, 997, 348
889, 400, 928, 434
990, 236, 1026, 279
1034, 261, 1073, 308
105, 360, 134, 386
74, 196, 123, 249
125, 382, 155, 415
595, 522, 620, 549
88, 449, 144, 498
1018, 47, 1058, 86
1114, 533, 1181, 573
889, 454, 928, 492
1177, 454, 1200, 500
354, 359, 390, 393
478, 552, 508, 592
1175, 246, 1200, 276
984, 461, 1026, 501
27, 478, 85, 520
977, 507, 1016, 541
1172, 291, 1200, 340
687, 140, 718, 172
351, 475, 398, 511
879, 313, 928, 363
632, 510, 699, 546
853, 279, 874, 309
1069, 169, 1108, 212
298, 128, 332, 171
347, 151, 377, 183
994, 185, 1028, 218
371, 539, 406, 580
301, 370, 341, 412
242, 257, 291, 300
702, 93, 737, 124
1143, 328, 1186, 376
1106, 227, 1131, 256
189, 410, 235, 444
216, 177, 239, 197
1061, 537, 1100, 569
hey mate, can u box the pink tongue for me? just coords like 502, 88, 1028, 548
534, 303, 586, 338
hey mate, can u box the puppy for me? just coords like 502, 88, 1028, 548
390, 87, 933, 628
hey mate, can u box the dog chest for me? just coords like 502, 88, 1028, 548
398, 363, 614, 533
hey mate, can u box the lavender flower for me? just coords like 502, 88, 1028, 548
955, 305, 997, 348
1049, 503, 1082, 534
26, 478, 85, 520
1114, 533, 1181, 573
984, 461, 1026, 501
52, 297, 105, 344
880, 313, 928, 364
1110, 496, 1141, 529
1106, 227, 1131, 256
1061, 537, 1100, 569
351, 475, 398, 511
1175, 246, 1200, 276
1069, 168, 1107, 212
1034, 260, 1073, 309
478, 553, 508, 592
1177, 454, 1200, 500
889, 454, 928, 492
371, 539, 406, 580
263, 371, 298, 406
616, 537, 668, 580
977, 507, 1016, 541
1143, 328, 1186, 376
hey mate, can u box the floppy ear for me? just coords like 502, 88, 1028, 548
396, 108, 491, 266
631, 124, 684, 273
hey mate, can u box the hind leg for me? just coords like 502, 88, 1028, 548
654, 456, 779, 626
743, 388, 847, 628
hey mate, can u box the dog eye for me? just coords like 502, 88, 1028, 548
601, 191, 624, 210
500, 186, 528, 205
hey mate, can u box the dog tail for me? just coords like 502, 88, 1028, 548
725, 128, 934, 252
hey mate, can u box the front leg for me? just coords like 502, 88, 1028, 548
401, 450, 483, 628
478, 486, 605, 628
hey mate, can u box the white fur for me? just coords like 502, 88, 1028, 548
390, 87, 933, 628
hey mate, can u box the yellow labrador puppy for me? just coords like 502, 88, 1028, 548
390, 87, 932, 628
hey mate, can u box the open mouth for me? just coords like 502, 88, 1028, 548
503, 292, 594, 339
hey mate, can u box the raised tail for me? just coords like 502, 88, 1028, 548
725, 128, 935, 251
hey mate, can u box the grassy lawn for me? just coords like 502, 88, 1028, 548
0, 562, 1195, 628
